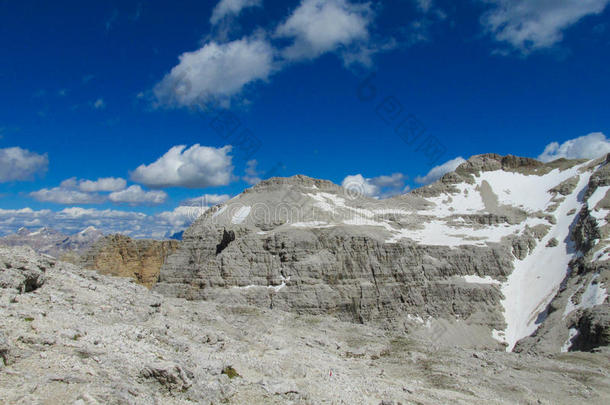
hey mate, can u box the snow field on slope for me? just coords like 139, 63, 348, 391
478, 166, 583, 212
492, 166, 593, 351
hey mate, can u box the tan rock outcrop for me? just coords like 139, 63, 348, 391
78, 235, 179, 288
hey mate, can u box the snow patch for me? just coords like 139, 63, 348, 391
407, 314, 425, 324
231, 206, 251, 224
344, 218, 395, 231
561, 328, 579, 353
424, 184, 485, 217
588, 186, 610, 210
592, 248, 610, 262
291, 221, 333, 228
462, 275, 500, 285
563, 274, 608, 317
386, 219, 542, 247
268, 275, 290, 292
478, 166, 583, 213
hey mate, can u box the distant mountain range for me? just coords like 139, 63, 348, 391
0, 226, 104, 259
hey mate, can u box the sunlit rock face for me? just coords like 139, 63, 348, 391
156, 154, 610, 352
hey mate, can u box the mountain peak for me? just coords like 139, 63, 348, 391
79, 226, 99, 235
250, 174, 340, 192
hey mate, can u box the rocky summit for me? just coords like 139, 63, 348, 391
156, 154, 610, 354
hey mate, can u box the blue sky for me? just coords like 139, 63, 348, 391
1, 0, 610, 237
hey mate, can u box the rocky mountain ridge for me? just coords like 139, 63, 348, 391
155, 153, 609, 354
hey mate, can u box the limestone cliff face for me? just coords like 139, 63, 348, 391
79, 235, 179, 288
156, 154, 610, 352
157, 224, 509, 335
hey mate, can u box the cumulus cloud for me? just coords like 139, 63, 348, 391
414, 156, 466, 185
481, 0, 610, 53
341, 173, 407, 199
31, 177, 165, 206
154, 0, 384, 108
0, 147, 48, 183
180, 193, 231, 207
155, 206, 205, 235
30, 177, 128, 205
61, 177, 127, 192
108, 185, 168, 206
130, 144, 234, 189
275, 0, 373, 62
243, 159, 262, 185
537, 132, 610, 162
157, 194, 233, 234
154, 35, 274, 107
210, 0, 262, 24
29, 187, 105, 205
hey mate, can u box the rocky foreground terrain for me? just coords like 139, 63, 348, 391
1, 246, 609, 404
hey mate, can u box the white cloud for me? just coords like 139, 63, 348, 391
275, 0, 373, 62
342, 174, 381, 198
341, 173, 407, 199
30, 177, 165, 206
0, 147, 48, 183
210, 0, 262, 24
108, 185, 168, 206
180, 193, 231, 207
154, 0, 384, 107
243, 159, 262, 185
415, 156, 466, 185
61, 177, 127, 192
154, 35, 274, 107
130, 144, 234, 189
93, 98, 106, 109
537, 132, 610, 162
156, 206, 206, 235
30, 177, 130, 205
29, 187, 105, 205
481, 0, 610, 53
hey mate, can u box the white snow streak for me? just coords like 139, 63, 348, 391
462, 275, 500, 285
231, 206, 251, 224
561, 328, 579, 353
493, 167, 592, 351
